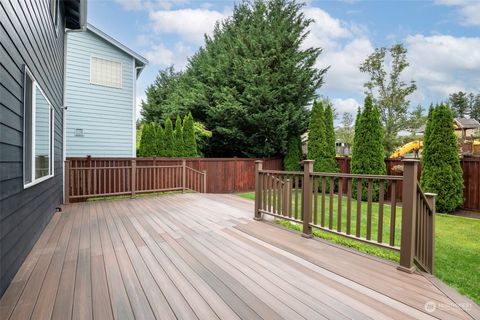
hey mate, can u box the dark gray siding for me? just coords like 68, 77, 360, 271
0, 0, 65, 295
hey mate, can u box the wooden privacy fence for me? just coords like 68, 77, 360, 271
336, 157, 480, 211
66, 157, 282, 194
64, 160, 206, 203
254, 159, 436, 274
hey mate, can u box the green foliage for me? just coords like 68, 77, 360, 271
360, 43, 417, 154
421, 104, 464, 213
308, 100, 326, 172
174, 116, 185, 156
138, 123, 156, 157
163, 118, 175, 157
351, 96, 386, 200
154, 123, 165, 156
284, 136, 302, 171
447, 91, 480, 121
140, 0, 327, 157
193, 121, 212, 156
335, 112, 355, 146
183, 113, 198, 157
323, 103, 338, 172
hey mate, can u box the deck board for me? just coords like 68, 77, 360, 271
1, 193, 475, 320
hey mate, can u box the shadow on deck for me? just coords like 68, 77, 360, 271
0, 193, 477, 319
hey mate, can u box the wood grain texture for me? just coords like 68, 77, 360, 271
0, 194, 474, 319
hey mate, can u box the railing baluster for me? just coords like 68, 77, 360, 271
378, 180, 384, 243
313, 177, 318, 225
366, 179, 373, 240
295, 175, 299, 220
337, 177, 343, 232
321, 177, 326, 227
356, 179, 362, 238
346, 178, 352, 235
272, 175, 277, 214
389, 181, 396, 247
329, 177, 334, 229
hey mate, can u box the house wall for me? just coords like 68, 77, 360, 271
65, 30, 135, 157
0, 0, 65, 295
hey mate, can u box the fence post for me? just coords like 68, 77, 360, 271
302, 160, 314, 238
398, 159, 419, 273
425, 192, 437, 273
203, 170, 207, 193
64, 160, 70, 204
182, 159, 186, 193
254, 160, 263, 220
131, 160, 136, 198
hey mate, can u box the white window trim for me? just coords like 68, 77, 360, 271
89, 55, 123, 89
24, 67, 55, 189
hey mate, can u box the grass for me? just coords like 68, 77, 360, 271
238, 191, 480, 305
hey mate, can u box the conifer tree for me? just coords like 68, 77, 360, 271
351, 96, 386, 200
163, 118, 175, 157
421, 104, 463, 212
154, 123, 165, 156
284, 136, 303, 171
323, 103, 339, 173
183, 113, 198, 157
308, 100, 326, 172
174, 116, 185, 157
138, 123, 156, 156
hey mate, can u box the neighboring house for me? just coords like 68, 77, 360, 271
65, 24, 147, 157
0, 0, 86, 295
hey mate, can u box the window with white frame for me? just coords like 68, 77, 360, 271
24, 68, 54, 187
90, 57, 122, 88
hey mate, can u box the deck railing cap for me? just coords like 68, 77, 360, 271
402, 159, 420, 164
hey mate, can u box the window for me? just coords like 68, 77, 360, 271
24, 68, 54, 187
90, 57, 122, 88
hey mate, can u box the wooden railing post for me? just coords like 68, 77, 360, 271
302, 160, 314, 238
131, 160, 136, 198
203, 170, 207, 193
182, 159, 186, 193
425, 192, 437, 273
254, 160, 263, 220
64, 160, 70, 204
398, 159, 419, 273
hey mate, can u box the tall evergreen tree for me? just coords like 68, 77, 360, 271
308, 100, 326, 172
323, 103, 339, 173
421, 104, 464, 212
284, 136, 303, 171
163, 118, 175, 157
154, 123, 165, 156
183, 113, 198, 157
351, 96, 386, 200
174, 116, 185, 156
140, 0, 328, 157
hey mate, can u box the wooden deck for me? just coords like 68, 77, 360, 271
0, 193, 477, 320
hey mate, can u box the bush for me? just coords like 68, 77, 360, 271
421, 104, 464, 212
323, 103, 339, 173
174, 116, 185, 156
154, 123, 165, 156
308, 100, 326, 172
351, 96, 386, 200
284, 136, 303, 171
163, 118, 175, 157
183, 113, 198, 157
138, 123, 156, 156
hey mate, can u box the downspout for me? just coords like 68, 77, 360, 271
133, 65, 144, 157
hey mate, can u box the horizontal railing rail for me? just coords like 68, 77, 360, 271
64, 160, 206, 203
254, 159, 436, 274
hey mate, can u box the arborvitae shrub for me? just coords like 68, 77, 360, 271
351, 96, 386, 200
421, 104, 464, 212
154, 123, 165, 156
284, 136, 303, 171
163, 118, 175, 157
138, 123, 156, 156
174, 116, 185, 157
308, 100, 326, 172
323, 103, 339, 173
183, 113, 198, 157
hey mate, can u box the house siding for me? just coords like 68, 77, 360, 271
65, 30, 135, 157
0, 0, 65, 295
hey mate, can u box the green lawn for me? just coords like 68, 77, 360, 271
238, 191, 480, 305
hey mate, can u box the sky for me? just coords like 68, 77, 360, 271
87, 0, 480, 121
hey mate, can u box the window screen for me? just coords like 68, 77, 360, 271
90, 57, 122, 88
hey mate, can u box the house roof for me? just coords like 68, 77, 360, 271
87, 23, 148, 72
64, 0, 87, 29
454, 118, 480, 129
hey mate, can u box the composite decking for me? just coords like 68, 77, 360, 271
0, 193, 477, 319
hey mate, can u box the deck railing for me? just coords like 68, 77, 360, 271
64, 159, 206, 203
254, 159, 436, 274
